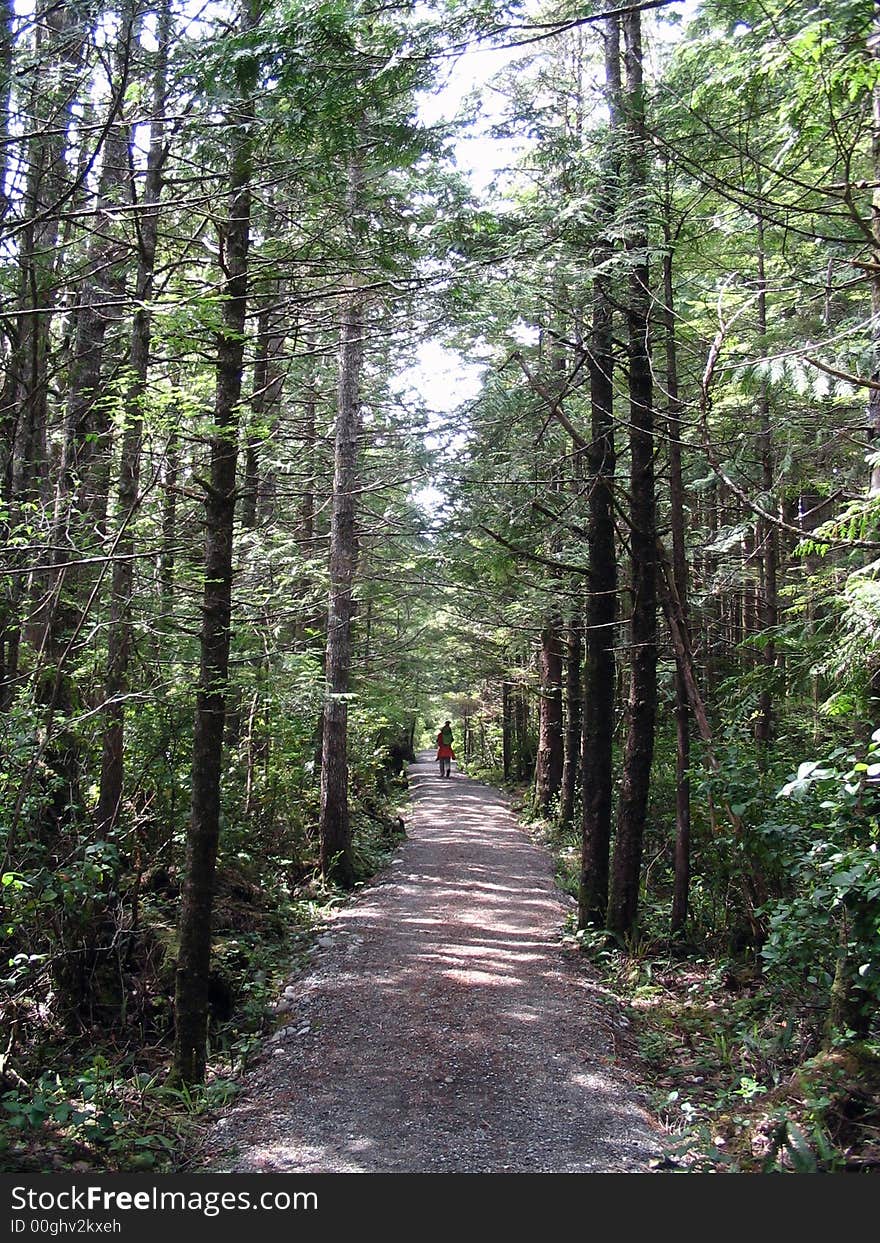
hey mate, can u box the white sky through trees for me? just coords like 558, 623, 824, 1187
400, 0, 701, 518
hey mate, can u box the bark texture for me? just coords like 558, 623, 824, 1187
560, 619, 582, 826
578, 9, 620, 931
662, 230, 691, 936
173, 4, 255, 1083
319, 152, 366, 888
754, 216, 778, 749
97, 0, 170, 833
534, 620, 564, 813
608, 7, 657, 939
502, 679, 513, 782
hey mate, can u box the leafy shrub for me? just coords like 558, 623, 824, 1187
760, 735, 880, 1042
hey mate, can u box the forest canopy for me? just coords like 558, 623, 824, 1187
1, 0, 879, 1173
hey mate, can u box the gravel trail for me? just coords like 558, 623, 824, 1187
196, 753, 663, 1173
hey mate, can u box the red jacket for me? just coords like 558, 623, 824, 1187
436, 731, 455, 759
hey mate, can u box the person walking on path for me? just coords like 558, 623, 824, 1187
436, 720, 455, 777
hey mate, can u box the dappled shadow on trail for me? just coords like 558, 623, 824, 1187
199, 753, 661, 1173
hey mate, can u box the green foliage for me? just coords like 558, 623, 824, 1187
3, 0, 880, 1178
0, 1057, 235, 1172
761, 735, 880, 1036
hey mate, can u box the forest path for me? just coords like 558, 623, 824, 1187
196, 753, 662, 1172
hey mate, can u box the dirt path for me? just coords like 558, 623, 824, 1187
196, 754, 663, 1173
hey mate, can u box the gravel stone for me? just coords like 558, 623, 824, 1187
195, 754, 665, 1173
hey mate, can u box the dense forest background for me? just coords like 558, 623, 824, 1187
2, 0, 879, 1173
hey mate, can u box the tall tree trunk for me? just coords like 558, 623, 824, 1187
160, 428, 179, 622
535, 618, 564, 813
319, 152, 365, 888
41, 14, 134, 666
242, 295, 285, 529
515, 682, 531, 781
293, 338, 319, 644
242, 306, 269, 531
754, 213, 777, 750
860, 10, 880, 732
0, 0, 14, 227
172, 0, 256, 1084
663, 212, 691, 937
0, 0, 18, 696
297, 338, 318, 546
0, 3, 86, 837
869, 6, 880, 500
6, 0, 82, 697
560, 616, 582, 826
608, 6, 657, 940
61, 82, 131, 538
502, 677, 513, 782
97, 0, 171, 834
10, 0, 80, 511
579, 9, 620, 931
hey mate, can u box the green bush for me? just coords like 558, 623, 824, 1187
760, 735, 880, 1042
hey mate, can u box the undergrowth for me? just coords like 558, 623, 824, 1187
520, 794, 880, 1174
574, 930, 880, 1173
0, 780, 408, 1173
